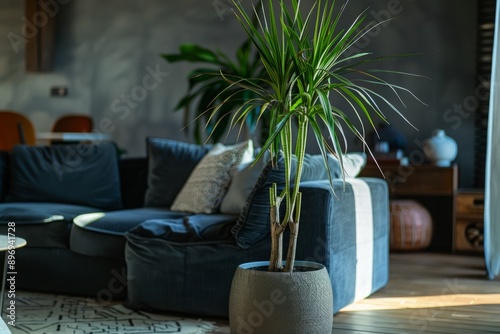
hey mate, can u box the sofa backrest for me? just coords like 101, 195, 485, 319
3, 143, 123, 210
0, 147, 150, 211
143, 137, 212, 208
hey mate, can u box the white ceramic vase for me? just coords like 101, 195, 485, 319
423, 129, 457, 167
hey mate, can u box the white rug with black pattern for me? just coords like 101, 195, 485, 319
6, 291, 221, 334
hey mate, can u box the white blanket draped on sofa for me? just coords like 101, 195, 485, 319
485, 0, 500, 280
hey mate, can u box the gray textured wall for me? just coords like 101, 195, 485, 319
0, 0, 477, 186
337, 0, 477, 188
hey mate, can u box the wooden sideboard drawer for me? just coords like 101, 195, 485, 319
456, 191, 484, 216
360, 164, 457, 196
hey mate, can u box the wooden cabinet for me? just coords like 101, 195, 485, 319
360, 164, 457, 196
360, 164, 458, 253
455, 190, 484, 253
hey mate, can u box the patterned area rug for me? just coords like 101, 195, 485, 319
7, 291, 221, 334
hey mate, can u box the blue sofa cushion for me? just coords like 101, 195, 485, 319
144, 138, 211, 208
125, 223, 270, 317
0, 202, 100, 248
129, 214, 237, 243
71, 208, 186, 259
5, 143, 122, 210
185, 214, 237, 241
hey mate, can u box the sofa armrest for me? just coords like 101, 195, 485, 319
297, 177, 389, 258
296, 177, 389, 312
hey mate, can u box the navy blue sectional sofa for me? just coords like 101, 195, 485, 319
0, 138, 390, 317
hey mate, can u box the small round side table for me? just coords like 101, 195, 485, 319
0, 235, 27, 318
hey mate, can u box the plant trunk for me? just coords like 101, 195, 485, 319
284, 219, 299, 272
269, 223, 283, 271
284, 191, 301, 272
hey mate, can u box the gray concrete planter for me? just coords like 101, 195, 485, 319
229, 261, 333, 334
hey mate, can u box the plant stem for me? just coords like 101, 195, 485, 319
284, 116, 308, 272
269, 184, 283, 271
285, 192, 301, 272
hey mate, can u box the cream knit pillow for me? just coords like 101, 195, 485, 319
171, 140, 253, 214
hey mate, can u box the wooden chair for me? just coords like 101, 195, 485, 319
51, 114, 93, 145
0, 110, 36, 152
52, 114, 93, 133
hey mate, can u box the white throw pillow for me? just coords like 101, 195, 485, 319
299, 152, 367, 181
220, 152, 269, 215
171, 140, 253, 214
339, 152, 367, 178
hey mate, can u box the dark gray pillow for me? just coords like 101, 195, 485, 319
5, 143, 122, 210
231, 152, 367, 248
231, 156, 286, 248
144, 138, 211, 208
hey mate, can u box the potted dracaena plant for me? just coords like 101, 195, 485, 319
205, 0, 423, 332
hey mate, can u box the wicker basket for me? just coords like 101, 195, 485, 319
390, 200, 433, 251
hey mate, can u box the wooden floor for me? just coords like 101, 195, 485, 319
334, 253, 500, 334
212, 253, 500, 333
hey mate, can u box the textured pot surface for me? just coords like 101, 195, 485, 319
229, 261, 333, 334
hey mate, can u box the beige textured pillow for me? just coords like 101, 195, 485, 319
171, 140, 253, 214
